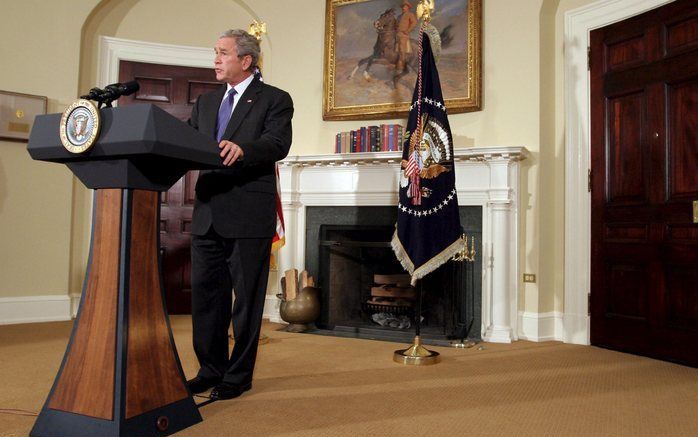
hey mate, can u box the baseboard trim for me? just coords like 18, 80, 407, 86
70, 293, 82, 318
0, 295, 72, 325
263, 294, 284, 324
483, 325, 514, 343
1, 293, 303, 326
518, 311, 564, 342
563, 313, 590, 345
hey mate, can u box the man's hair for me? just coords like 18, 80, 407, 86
219, 29, 260, 69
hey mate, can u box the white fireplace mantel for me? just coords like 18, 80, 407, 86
271, 147, 529, 343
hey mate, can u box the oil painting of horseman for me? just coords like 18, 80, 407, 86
323, 0, 481, 120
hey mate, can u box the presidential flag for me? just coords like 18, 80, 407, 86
391, 25, 463, 285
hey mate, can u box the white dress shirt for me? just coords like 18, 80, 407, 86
219, 73, 255, 125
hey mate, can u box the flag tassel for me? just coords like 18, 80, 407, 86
391, 232, 464, 286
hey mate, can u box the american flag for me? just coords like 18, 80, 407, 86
255, 68, 286, 260
406, 150, 422, 204
405, 149, 420, 177
271, 163, 285, 253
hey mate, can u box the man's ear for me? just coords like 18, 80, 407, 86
242, 55, 253, 71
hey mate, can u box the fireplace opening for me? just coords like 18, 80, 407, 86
314, 225, 478, 345
304, 206, 481, 346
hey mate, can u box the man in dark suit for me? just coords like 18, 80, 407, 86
186, 29, 293, 400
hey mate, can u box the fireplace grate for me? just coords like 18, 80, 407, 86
362, 301, 414, 316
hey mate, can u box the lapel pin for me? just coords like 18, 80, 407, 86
247, 99, 253, 103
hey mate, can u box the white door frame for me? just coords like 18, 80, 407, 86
98, 36, 213, 86
563, 0, 674, 344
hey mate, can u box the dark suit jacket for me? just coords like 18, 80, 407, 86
188, 76, 293, 238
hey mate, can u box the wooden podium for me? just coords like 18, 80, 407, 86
27, 104, 223, 437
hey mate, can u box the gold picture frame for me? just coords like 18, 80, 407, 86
323, 0, 481, 121
0, 90, 48, 141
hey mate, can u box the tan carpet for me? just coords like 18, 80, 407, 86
1, 316, 697, 437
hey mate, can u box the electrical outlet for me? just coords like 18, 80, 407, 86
523, 274, 536, 283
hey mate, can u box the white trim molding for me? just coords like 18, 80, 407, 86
0, 295, 72, 325
98, 36, 213, 87
563, 0, 674, 345
518, 311, 564, 342
274, 147, 529, 343
263, 295, 283, 324
70, 293, 82, 318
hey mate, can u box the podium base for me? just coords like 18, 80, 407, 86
30, 397, 201, 437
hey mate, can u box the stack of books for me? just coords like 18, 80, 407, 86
335, 124, 404, 153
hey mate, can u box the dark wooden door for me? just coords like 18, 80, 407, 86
119, 60, 219, 314
590, 0, 698, 367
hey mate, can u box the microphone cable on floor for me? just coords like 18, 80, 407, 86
0, 408, 38, 417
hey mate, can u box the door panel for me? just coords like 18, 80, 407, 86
606, 35, 646, 71
665, 15, 698, 55
665, 266, 698, 330
119, 60, 219, 314
668, 79, 698, 198
603, 224, 648, 243
607, 92, 647, 204
590, 0, 698, 367
135, 77, 172, 102
606, 262, 649, 321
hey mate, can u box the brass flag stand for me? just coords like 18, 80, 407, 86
393, 281, 440, 365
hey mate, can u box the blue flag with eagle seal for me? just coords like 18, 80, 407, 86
391, 26, 463, 285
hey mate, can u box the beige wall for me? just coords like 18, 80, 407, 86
0, 0, 100, 297
0, 0, 600, 316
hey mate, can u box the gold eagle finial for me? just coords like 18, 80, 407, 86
248, 20, 267, 40
416, 0, 435, 23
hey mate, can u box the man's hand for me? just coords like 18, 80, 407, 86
218, 140, 244, 166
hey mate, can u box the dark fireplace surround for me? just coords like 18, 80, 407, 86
304, 206, 482, 345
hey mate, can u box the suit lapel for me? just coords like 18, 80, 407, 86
221, 76, 262, 140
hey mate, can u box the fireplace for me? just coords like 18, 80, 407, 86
269, 147, 529, 343
302, 206, 482, 345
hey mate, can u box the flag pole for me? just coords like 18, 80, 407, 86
246, 20, 274, 347
391, 0, 448, 366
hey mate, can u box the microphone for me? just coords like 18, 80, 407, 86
100, 81, 140, 104
79, 81, 140, 107
80, 87, 106, 100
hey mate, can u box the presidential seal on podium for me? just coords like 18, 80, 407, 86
59, 99, 101, 153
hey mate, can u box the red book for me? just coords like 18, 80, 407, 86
380, 124, 387, 151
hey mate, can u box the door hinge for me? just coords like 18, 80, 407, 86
588, 168, 593, 192
587, 46, 591, 71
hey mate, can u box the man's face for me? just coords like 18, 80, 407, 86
402, 4, 410, 13
214, 37, 252, 85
